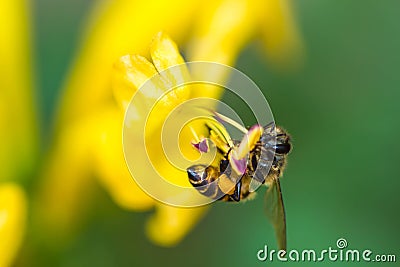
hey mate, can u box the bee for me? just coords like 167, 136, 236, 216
187, 117, 291, 251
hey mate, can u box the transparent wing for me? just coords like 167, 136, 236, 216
264, 178, 287, 251
249, 178, 263, 193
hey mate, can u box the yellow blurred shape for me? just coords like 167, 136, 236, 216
0, 184, 27, 267
0, 0, 37, 183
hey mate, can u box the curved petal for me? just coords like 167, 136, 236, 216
257, 0, 304, 67
113, 54, 160, 111
0, 183, 26, 267
35, 117, 97, 242
0, 0, 37, 183
146, 204, 208, 247
58, 0, 201, 124
94, 107, 154, 210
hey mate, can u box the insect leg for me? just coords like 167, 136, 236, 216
229, 179, 242, 202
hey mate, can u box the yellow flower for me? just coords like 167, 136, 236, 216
113, 32, 222, 245
187, 0, 303, 67
56, 0, 302, 123
0, 0, 34, 265
0, 0, 37, 183
37, 0, 303, 246
0, 184, 27, 267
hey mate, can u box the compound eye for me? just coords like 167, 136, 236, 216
187, 165, 208, 186
273, 143, 291, 154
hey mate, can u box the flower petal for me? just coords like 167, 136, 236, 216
187, 0, 257, 65
35, 116, 98, 243
235, 124, 263, 160
192, 138, 210, 153
113, 54, 163, 111
229, 155, 247, 176
0, 183, 26, 267
146, 204, 208, 246
149, 32, 191, 111
94, 108, 154, 210
258, 0, 304, 67
151, 32, 185, 72
57, 0, 202, 121
0, 0, 37, 183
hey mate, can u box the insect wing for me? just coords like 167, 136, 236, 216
264, 178, 287, 251
249, 178, 263, 193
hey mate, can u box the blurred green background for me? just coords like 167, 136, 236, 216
30, 0, 399, 266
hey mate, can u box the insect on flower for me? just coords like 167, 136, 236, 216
187, 111, 291, 250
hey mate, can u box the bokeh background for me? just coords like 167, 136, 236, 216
6, 0, 400, 266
